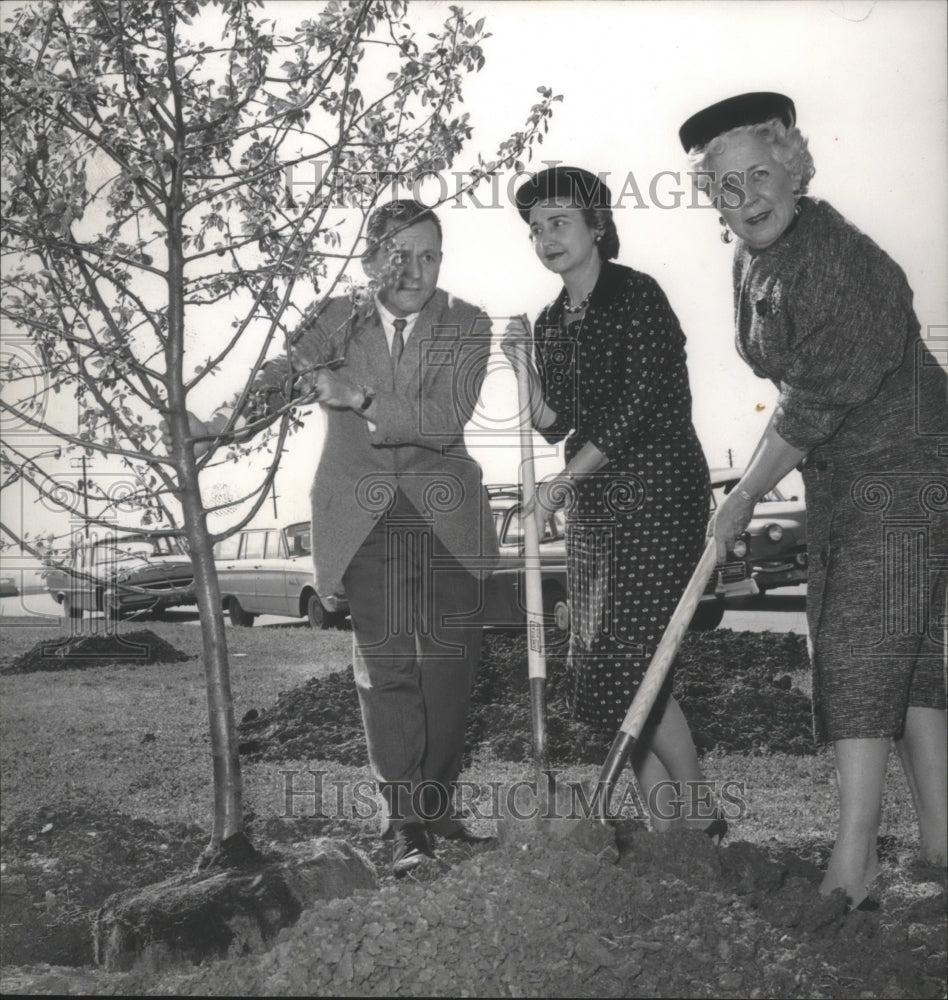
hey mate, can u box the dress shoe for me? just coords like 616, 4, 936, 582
440, 825, 496, 847
392, 822, 435, 878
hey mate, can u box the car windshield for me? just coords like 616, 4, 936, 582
71, 534, 185, 566
493, 505, 562, 545
286, 524, 312, 556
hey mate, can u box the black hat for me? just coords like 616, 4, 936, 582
678, 92, 796, 152
514, 166, 612, 223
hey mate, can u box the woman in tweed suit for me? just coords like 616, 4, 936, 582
680, 92, 947, 908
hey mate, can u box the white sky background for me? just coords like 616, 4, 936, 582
1, 0, 946, 545
274, 0, 948, 527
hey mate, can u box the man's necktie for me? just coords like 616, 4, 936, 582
391, 317, 406, 372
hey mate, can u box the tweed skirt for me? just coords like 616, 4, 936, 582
803, 461, 947, 743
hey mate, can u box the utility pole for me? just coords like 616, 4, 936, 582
69, 454, 91, 537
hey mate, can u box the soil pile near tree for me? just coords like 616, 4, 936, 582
2, 628, 944, 997
127, 825, 947, 998
3, 630, 191, 675
237, 629, 815, 765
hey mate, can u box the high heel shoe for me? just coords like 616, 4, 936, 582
703, 815, 728, 846
845, 894, 880, 915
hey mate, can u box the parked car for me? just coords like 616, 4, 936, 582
482, 486, 571, 634
213, 521, 348, 629
482, 484, 729, 634
0, 574, 19, 598
43, 533, 194, 621
709, 467, 808, 597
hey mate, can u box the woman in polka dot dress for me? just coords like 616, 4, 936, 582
503, 166, 720, 837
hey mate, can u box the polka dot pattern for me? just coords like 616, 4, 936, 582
535, 262, 710, 733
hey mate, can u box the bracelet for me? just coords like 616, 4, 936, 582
737, 488, 756, 502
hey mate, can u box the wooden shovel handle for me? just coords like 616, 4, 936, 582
618, 536, 718, 740
594, 536, 719, 818
512, 315, 546, 682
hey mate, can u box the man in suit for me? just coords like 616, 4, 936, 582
250, 200, 500, 875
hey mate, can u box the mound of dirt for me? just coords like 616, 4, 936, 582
237, 629, 815, 765
3, 630, 191, 674
3, 806, 945, 998
131, 826, 947, 999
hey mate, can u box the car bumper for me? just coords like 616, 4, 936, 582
752, 566, 808, 590
108, 583, 196, 610
751, 551, 808, 590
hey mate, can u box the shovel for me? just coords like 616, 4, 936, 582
512, 318, 549, 788
592, 536, 719, 822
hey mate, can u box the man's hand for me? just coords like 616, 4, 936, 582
160, 410, 217, 460
312, 368, 363, 409
160, 409, 240, 460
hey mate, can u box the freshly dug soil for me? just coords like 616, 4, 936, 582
237, 629, 815, 765
3, 630, 192, 675
2, 628, 944, 998
175, 830, 945, 999
3, 807, 945, 998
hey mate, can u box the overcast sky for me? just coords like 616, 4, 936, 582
271, 0, 948, 525
2, 0, 946, 548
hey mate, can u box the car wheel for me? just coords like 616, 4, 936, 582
689, 598, 725, 631
543, 584, 570, 633
306, 593, 331, 630
61, 593, 83, 620
228, 597, 256, 628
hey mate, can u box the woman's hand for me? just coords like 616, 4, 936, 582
708, 488, 756, 562
522, 474, 572, 543
501, 315, 534, 373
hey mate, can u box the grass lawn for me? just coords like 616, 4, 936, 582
0, 616, 920, 858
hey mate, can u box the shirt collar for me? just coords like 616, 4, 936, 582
374, 295, 420, 341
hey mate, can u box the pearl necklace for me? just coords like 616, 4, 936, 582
563, 290, 592, 314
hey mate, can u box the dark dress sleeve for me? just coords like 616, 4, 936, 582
582, 274, 687, 459
533, 305, 576, 445
773, 240, 918, 451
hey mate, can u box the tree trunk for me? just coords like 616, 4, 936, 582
164, 124, 244, 849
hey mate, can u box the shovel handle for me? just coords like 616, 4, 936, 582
595, 536, 719, 818
512, 315, 547, 683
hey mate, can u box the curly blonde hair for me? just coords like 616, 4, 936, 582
688, 118, 816, 198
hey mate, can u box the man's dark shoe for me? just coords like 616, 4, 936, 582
440, 825, 496, 847
392, 822, 435, 878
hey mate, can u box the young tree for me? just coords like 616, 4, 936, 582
0, 0, 558, 858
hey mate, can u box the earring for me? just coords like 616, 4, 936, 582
594, 233, 602, 244
718, 217, 732, 244
793, 202, 802, 218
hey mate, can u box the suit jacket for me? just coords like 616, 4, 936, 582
256, 288, 500, 597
